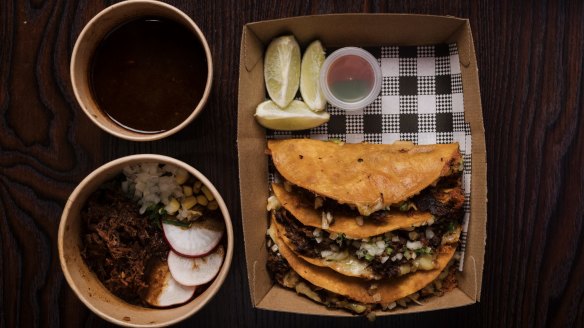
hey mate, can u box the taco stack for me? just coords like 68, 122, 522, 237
265, 139, 465, 314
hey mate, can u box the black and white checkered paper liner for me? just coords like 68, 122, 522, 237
267, 43, 471, 270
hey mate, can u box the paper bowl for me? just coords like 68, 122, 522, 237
58, 155, 233, 327
70, 0, 213, 141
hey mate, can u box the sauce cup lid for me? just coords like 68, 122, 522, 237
319, 47, 382, 111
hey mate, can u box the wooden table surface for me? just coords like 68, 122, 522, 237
2, 1, 584, 327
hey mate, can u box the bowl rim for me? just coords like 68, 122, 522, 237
58, 154, 233, 327
70, 0, 214, 141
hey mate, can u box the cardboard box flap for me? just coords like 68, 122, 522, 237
448, 20, 487, 301
242, 26, 264, 73
246, 14, 467, 48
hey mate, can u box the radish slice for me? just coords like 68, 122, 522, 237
168, 245, 225, 286
162, 217, 224, 257
144, 260, 196, 308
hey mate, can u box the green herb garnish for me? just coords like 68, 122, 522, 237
145, 203, 166, 229
162, 218, 192, 228
415, 247, 432, 255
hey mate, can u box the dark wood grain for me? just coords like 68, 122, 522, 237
1, 0, 583, 327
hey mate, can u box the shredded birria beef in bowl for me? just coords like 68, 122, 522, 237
81, 182, 170, 306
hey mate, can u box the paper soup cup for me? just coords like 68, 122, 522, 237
58, 155, 233, 327
70, 0, 213, 141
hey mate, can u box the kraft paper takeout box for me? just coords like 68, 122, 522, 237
237, 14, 487, 316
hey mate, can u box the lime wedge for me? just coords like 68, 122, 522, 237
264, 35, 301, 108
255, 100, 330, 131
300, 40, 327, 111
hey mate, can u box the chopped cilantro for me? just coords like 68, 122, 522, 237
415, 247, 432, 255
162, 218, 192, 228
145, 203, 166, 229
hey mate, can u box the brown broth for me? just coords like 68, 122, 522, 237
90, 17, 208, 133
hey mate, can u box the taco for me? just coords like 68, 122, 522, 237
266, 218, 459, 314
271, 202, 462, 280
267, 139, 463, 216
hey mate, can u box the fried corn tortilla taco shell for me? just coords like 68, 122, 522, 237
269, 218, 456, 304
272, 183, 434, 239
268, 139, 461, 216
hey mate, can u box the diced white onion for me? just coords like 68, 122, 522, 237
321, 250, 333, 258
320, 249, 349, 261
266, 195, 281, 211
376, 240, 386, 249
355, 216, 364, 226
123, 163, 185, 216
326, 212, 334, 224
391, 253, 404, 262
406, 240, 423, 250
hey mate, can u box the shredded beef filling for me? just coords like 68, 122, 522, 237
267, 251, 291, 284
275, 208, 461, 279
274, 210, 328, 258
81, 184, 169, 306
415, 175, 465, 220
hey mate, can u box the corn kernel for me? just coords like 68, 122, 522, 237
165, 198, 180, 214
175, 168, 189, 185
193, 180, 203, 193
201, 185, 215, 201
196, 195, 208, 206
183, 185, 193, 197
208, 201, 219, 210
182, 196, 197, 210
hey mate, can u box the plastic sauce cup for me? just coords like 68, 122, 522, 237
319, 47, 382, 111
